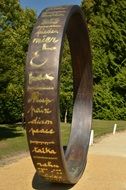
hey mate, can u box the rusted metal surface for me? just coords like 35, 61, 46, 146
24, 5, 92, 184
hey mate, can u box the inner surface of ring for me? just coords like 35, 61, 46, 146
61, 12, 92, 179
60, 36, 73, 149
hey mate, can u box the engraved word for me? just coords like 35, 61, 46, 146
47, 7, 67, 11
29, 72, 54, 84
38, 168, 48, 173
33, 37, 59, 44
44, 174, 62, 180
51, 169, 62, 175
43, 11, 65, 15
27, 106, 52, 117
28, 86, 54, 90
33, 156, 58, 160
32, 147, 57, 154
30, 52, 48, 68
28, 92, 53, 105
45, 10, 66, 14
42, 13, 64, 17
35, 29, 59, 35
30, 140, 55, 145
40, 18, 60, 25
37, 25, 61, 29
29, 128, 55, 136
28, 117, 53, 125
42, 43, 57, 51
37, 161, 59, 168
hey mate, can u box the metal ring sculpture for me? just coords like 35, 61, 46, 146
24, 5, 92, 184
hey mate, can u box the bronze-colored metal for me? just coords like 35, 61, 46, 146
24, 5, 92, 184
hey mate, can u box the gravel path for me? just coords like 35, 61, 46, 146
0, 131, 126, 190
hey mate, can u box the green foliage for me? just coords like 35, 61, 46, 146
0, 0, 36, 123
60, 37, 73, 122
0, 0, 126, 123
81, 0, 126, 120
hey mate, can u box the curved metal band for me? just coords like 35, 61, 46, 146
24, 5, 92, 184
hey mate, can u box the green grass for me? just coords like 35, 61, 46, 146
0, 120, 126, 160
0, 124, 28, 160
92, 120, 126, 138
61, 120, 126, 145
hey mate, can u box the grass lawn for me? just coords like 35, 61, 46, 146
61, 120, 126, 144
0, 120, 126, 160
0, 124, 28, 160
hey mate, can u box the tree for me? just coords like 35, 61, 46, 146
60, 37, 73, 123
0, 0, 36, 123
81, 0, 126, 119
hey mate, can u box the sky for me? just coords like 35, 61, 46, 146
20, 0, 81, 15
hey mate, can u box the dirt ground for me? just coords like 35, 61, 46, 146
0, 132, 126, 190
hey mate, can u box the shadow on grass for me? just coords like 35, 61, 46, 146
0, 124, 24, 140
32, 172, 74, 190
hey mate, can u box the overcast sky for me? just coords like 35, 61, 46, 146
20, 0, 81, 15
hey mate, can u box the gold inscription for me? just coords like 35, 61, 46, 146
28, 86, 54, 90
28, 117, 53, 125
42, 13, 64, 17
47, 7, 67, 11
28, 92, 53, 105
37, 161, 59, 168
51, 169, 63, 175
42, 43, 57, 51
33, 37, 59, 44
32, 147, 57, 154
44, 174, 62, 180
30, 140, 55, 145
33, 156, 58, 160
35, 29, 59, 35
27, 106, 52, 117
38, 168, 48, 173
30, 52, 48, 67
29, 128, 55, 136
41, 18, 60, 25
53, 169, 62, 172
37, 25, 61, 29
29, 72, 54, 84
43, 11, 65, 15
